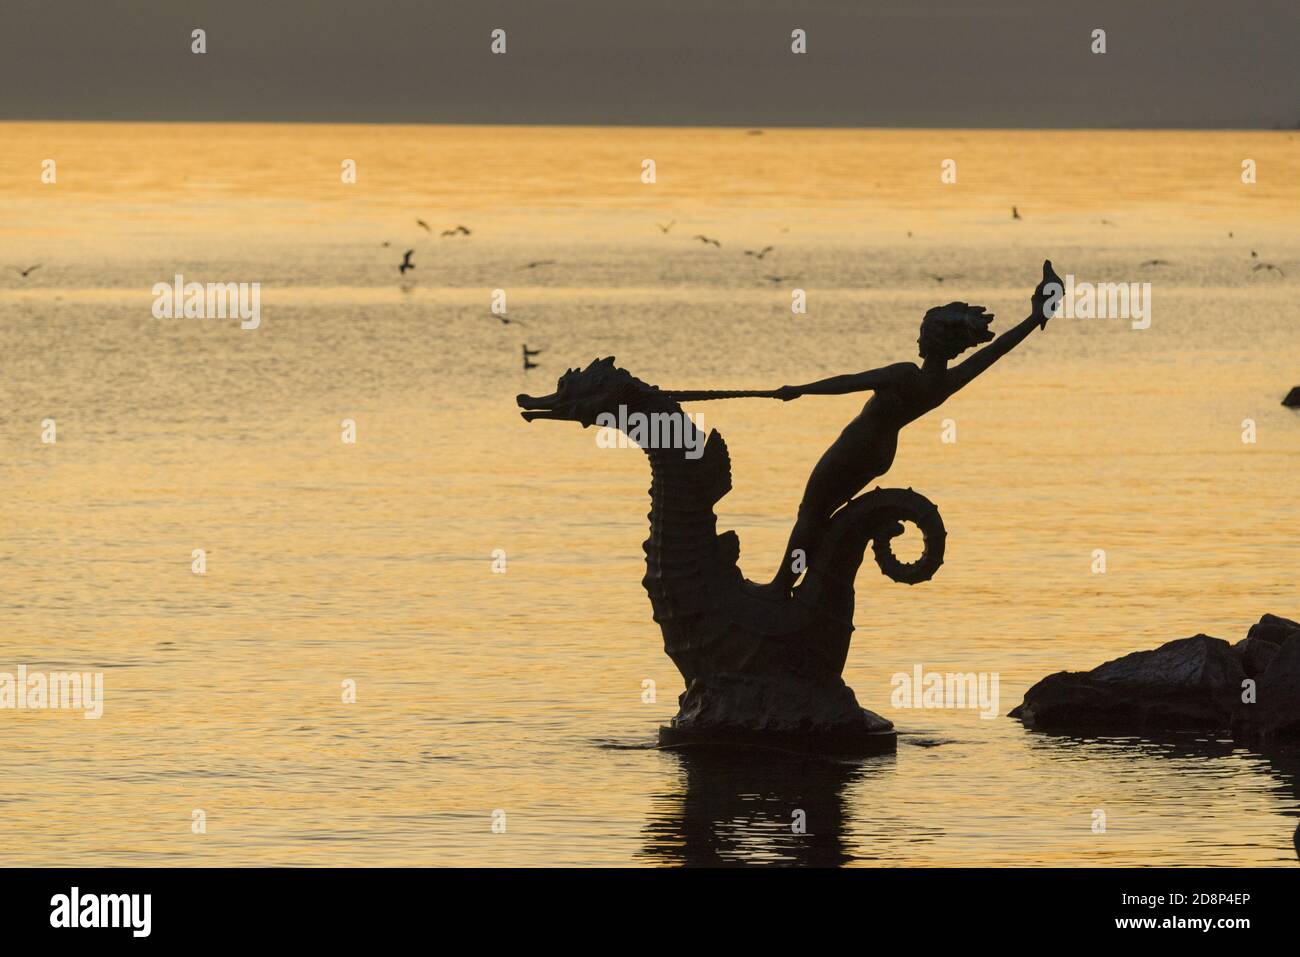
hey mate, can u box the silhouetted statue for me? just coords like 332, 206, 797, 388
517, 260, 1060, 755
759, 259, 1062, 596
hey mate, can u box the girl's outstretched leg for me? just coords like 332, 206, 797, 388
758, 507, 828, 598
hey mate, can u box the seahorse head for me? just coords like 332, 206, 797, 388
516, 356, 659, 428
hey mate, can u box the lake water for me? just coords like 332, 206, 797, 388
1, 124, 1297, 865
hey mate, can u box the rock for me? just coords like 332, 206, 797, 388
1246, 613, 1300, 648
660, 672, 896, 755
1233, 636, 1280, 678
1283, 386, 1300, 407
1010, 634, 1244, 731
1236, 636, 1300, 742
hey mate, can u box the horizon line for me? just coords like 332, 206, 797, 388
2, 118, 1298, 133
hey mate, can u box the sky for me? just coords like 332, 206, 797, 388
0, 0, 1296, 127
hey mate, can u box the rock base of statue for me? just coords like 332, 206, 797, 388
657, 672, 898, 756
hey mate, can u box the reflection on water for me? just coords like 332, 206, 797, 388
1255, 750, 1300, 864
1020, 730, 1300, 867
639, 733, 1300, 867
641, 748, 890, 867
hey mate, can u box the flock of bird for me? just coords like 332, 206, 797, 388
385, 215, 796, 369
658, 221, 791, 282
385, 219, 476, 277
8, 210, 1287, 374
385, 219, 570, 367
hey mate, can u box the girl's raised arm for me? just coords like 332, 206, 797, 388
947, 260, 1061, 392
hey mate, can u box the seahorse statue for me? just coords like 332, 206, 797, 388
517, 358, 945, 754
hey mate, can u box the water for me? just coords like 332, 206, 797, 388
1, 124, 1298, 865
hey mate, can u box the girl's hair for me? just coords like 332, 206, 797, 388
918, 302, 995, 360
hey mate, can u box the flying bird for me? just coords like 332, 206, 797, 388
764, 275, 791, 284
381, 241, 391, 247
1099, 219, 1117, 227
16, 264, 41, 277
1140, 259, 1170, 267
1252, 262, 1285, 277
692, 235, 721, 248
656, 220, 675, 234
441, 225, 472, 237
745, 246, 774, 259
1011, 206, 1021, 220
522, 345, 542, 370
491, 314, 525, 326
416, 219, 432, 232
399, 250, 415, 274
523, 260, 556, 269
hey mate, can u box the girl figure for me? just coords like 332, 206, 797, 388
756, 259, 1061, 597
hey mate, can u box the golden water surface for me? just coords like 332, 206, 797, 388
1, 124, 1298, 865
